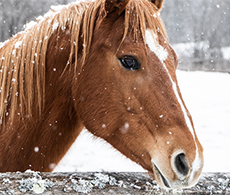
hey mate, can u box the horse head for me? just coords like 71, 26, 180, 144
74, 0, 203, 189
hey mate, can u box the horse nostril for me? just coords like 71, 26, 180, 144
175, 153, 189, 176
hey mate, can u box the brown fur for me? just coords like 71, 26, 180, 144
0, 0, 203, 189
0, 0, 166, 125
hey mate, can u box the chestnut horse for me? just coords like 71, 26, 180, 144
0, 0, 203, 189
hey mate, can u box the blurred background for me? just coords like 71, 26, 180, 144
0, 0, 230, 72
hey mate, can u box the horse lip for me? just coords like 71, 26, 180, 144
153, 164, 171, 188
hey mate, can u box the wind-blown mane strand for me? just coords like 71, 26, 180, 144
0, 0, 99, 124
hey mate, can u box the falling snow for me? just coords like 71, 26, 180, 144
34, 147, 39, 153
102, 124, 106, 128
120, 123, 130, 134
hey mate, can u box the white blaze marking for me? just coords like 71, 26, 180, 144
145, 29, 168, 63
146, 28, 201, 182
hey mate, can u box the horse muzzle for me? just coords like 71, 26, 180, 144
151, 151, 203, 189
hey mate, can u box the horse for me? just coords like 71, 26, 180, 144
0, 0, 203, 189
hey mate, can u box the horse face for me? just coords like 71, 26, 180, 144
75, 0, 203, 189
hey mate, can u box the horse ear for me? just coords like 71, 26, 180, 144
150, 0, 164, 11
105, 0, 130, 16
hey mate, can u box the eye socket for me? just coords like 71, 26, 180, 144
119, 56, 141, 70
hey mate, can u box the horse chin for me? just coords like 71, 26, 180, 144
152, 164, 171, 189
151, 162, 201, 189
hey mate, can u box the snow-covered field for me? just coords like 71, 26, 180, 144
55, 70, 230, 173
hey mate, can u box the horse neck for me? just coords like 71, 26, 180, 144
0, 30, 84, 172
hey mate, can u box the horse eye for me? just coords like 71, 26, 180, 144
119, 57, 141, 70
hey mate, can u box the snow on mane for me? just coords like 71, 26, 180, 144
0, 40, 9, 50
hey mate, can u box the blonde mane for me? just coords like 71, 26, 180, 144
0, 0, 167, 124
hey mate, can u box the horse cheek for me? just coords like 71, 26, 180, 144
73, 67, 106, 133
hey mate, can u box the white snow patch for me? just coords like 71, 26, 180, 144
12, 50, 16, 55
15, 41, 22, 49
52, 21, 59, 32
18, 171, 55, 193
145, 29, 168, 63
0, 40, 9, 50
51, 4, 67, 12
24, 21, 37, 31
37, 10, 56, 23
38, 0, 89, 24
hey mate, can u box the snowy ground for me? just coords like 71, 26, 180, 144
55, 70, 230, 173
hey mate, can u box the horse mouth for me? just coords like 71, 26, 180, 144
153, 164, 170, 188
